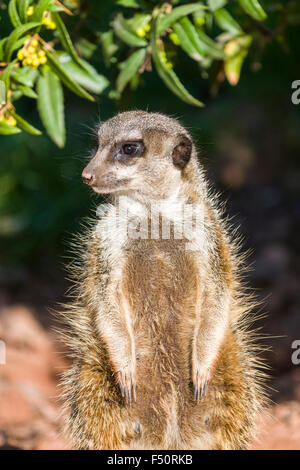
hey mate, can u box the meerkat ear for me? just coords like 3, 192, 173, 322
172, 134, 192, 170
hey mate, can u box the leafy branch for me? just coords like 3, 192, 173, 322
1, 0, 294, 146
0, 0, 108, 146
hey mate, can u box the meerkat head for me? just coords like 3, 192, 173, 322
82, 110, 195, 200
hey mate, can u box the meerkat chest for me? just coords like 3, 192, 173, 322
96, 206, 199, 319
120, 239, 198, 321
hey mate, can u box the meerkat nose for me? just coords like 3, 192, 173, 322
82, 171, 95, 186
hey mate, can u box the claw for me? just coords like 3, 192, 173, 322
132, 382, 136, 402
119, 377, 125, 397
192, 368, 210, 402
124, 386, 129, 402
193, 381, 198, 401
117, 366, 136, 404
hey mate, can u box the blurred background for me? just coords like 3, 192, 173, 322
0, 0, 300, 449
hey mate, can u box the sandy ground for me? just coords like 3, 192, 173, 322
0, 304, 299, 450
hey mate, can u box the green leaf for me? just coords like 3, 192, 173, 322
116, 48, 146, 93
151, 14, 204, 107
0, 81, 5, 105
12, 34, 31, 53
224, 34, 252, 57
48, 3, 64, 12
52, 12, 88, 71
117, 0, 144, 7
194, 25, 224, 59
10, 110, 42, 134
8, 0, 22, 27
18, 0, 31, 23
17, 84, 38, 98
11, 66, 38, 87
205, 11, 214, 32
238, 0, 267, 21
157, 3, 207, 36
1, 60, 18, 99
32, 0, 53, 22
45, 51, 95, 101
224, 48, 248, 85
224, 35, 252, 85
0, 122, 22, 135
214, 8, 243, 35
4, 22, 41, 62
113, 13, 147, 47
11, 90, 23, 101
129, 13, 151, 31
37, 68, 65, 147
57, 52, 109, 94
207, 0, 227, 11
179, 18, 208, 58
99, 30, 118, 67
0, 38, 8, 61
173, 22, 203, 62
193, 9, 206, 27
75, 38, 97, 60
129, 71, 140, 91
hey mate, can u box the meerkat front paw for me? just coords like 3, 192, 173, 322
192, 363, 210, 402
117, 359, 136, 404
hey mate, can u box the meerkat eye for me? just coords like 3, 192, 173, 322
114, 141, 144, 161
122, 143, 138, 155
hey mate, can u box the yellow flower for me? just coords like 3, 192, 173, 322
26, 6, 34, 16
169, 32, 180, 46
32, 58, 40, 67
136, 28, 146, 37
136, 22, 150, 37
159, 46, 173, 68
194, 17, 205, 26
6, 116, 17, 127
42, 15, 56, 30
18, 36, 48, 69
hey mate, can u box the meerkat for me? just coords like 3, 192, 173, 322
60, 110, 267, 450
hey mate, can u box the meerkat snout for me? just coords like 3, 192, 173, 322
82, 171, 95, 186
81, 111, 194, 197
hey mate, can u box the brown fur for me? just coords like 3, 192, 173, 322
59, 111, 268, 449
